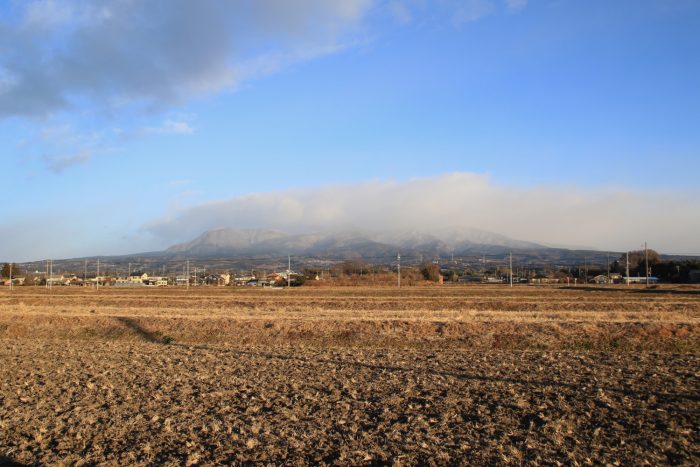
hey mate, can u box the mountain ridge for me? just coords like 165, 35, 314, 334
164, 227, 550, 259
14, 227, 700, 274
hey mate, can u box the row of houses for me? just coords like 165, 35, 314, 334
1, 271, 304, 287
456, 273, 662, 285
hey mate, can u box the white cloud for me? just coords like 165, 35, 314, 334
0, 0, 375, 119
0, 0, 531, 121
145, 172, 700, 255
30, 124, 103, 173
22, 0, 76, 29
388, 1, 414, 24
43, 150, 92, 173
20, 115, 195, 173
144, 119, 194, 136
2, 0, 531, 175
386, 0, 528, 28
505, 0, 528, 13
1, 0, 376, 174
452, 0, 496, 24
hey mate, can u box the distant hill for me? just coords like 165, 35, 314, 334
166, 229, 404, 260
17, 227, 699, 274
372, 227, 545, 254
163, 227, 549, 260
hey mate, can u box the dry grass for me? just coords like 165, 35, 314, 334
1, 285, 699, 464
1, 285, 698, 351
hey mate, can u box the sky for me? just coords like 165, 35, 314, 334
1, 0, 699, 262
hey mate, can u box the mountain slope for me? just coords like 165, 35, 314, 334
166, 229, 288, 256
164, 227, 549, 259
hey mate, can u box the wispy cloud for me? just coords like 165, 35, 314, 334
1, 1, 376, 174
143, 119, 194, 136
387, 1, 414, 25
0, 0, 530, 121
31, 124, 103, 173
452, 0, 496, 25
43, 150, 92, 173
0, 0, 374, 119
505, 0, 528, 14
3, 0, 530, 174
23, 115, 195, 173
146, 172, 700, 254
385, 0, 528, 27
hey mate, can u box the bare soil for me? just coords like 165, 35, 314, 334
1, 285, 699, 465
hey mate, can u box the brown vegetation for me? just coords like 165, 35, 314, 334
1, 285, 699, 464
1, 285, 698, 351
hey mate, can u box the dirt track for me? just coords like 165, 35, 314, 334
1, 285, 699, 464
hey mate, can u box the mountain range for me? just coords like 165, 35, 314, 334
164, 227, 548, 260
19, 227, 699, 275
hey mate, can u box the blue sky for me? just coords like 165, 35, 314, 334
1, 0, 699, 261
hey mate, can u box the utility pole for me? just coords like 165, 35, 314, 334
49, 259, 53, 291
287, 255, 291, 288
606, 252, 610, 285
84, 260, 87, 287
397, 253, 401, 288
626, 251, 630, 286
96, 259, 100, 291
187, 260, 190, 289
9, 262, 12, 291
645, 241, 649, 287
509, 252, 513, 288
45, 260, 49, 290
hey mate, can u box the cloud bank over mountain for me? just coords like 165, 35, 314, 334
147, 173, 700, 255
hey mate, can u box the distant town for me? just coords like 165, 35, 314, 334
3, 248, 699, 287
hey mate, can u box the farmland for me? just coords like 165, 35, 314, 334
1, 285, 699, 464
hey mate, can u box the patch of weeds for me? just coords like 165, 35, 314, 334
565, 340, 595, 351
671, 340, 698, 354
0, 324, 8, 334
80, 327, 97, 338
149, 330, 174, 344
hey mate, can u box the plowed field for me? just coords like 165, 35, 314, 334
1, 285, 699, 465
